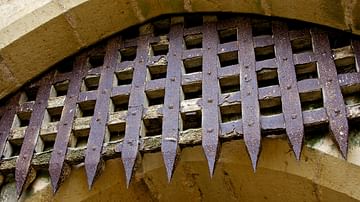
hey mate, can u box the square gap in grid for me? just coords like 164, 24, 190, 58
44, 106, 63, 123
218, 27, 237, 44
184, 14, 203, 28
260, 97, 282, 116
153, 18, 171, 36
146, 89, 165, 106
13, 111, 32, 128
81, 75, 100, 91
120, 46, 137, 62
111, 94, 129, 112
72, 128, 90, 148
219, 75, 240, 94
144, 117, 163, 137
56, 57, 74, 73
182, 81, 202, 100
218, 51, 238, 68
6, 141, 22, 157
88, 52, 105, 69
77, 100, 96, 117
147, 64, 167, 80
50, 80, 69, 97
183, 57, 202, 74
252, 19, 273, 37
19, 86, 39, 104
181, 111, 202, 130
341, 83, 360, 106
39, 136, 56, 152
295, 62, 318, 81
255, 45, 275, 61
107, 122, 126, 142
220, 104, 241, 123
335, 56, 357, 74
328, 32, 352, 49
184, 33, 203, 49
300, 90, 324, 111
257, 68, 279, 88
115, 69, 133, 86
151, 42, 169, 56
291, 36, 313, 54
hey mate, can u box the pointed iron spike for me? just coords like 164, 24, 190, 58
49, 162, 62, 193
85, 160, 98, 190
292, 143, 302, 161
337, 137, 348, 159
288, 134, 303, 161
202, 143, 218, 177
162, 149, 176, 183
122, 156, 136, 188
244, 140, 260, 172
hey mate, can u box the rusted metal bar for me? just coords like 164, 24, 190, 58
273, 21, 304, 160
84, 38, 119, 189
237, 18, 262, 170
0, 94, 21, 159
201, 17, 220, 176
121, 34, 149, 187
311, 28, 349, 158
15, 74, 53, 198
161, 18, 184, 181
48, 55, 88, 192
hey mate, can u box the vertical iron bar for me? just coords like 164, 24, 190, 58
273, 21, 304, 160
237, 18, 262, 170
84, 38, 119, 189
15, 74, 53, 198
311, 28, 349, 158
49, 55, 88, 192
161, 18, 184, 182
121, 34, 149, 187
202, 16, 220, 176
0, 94, 21, 158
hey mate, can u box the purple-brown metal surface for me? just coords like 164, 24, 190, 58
49, 55, 88, 192
201, 18, 220, 176
311, 28, 349, 158
0, 94, 21, 159
85, 38, 119, 189
121, 35, 149, 187
161, 21, 183, 182
15, 73, 53, 198
237, 18, 262, 170
273, 21, 304, 160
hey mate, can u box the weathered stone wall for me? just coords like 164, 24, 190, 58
1, 0, 360, 99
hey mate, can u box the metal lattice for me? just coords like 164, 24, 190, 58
0, 14, 360, 197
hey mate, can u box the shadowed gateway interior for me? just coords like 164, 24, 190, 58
0, 13, 359, 199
